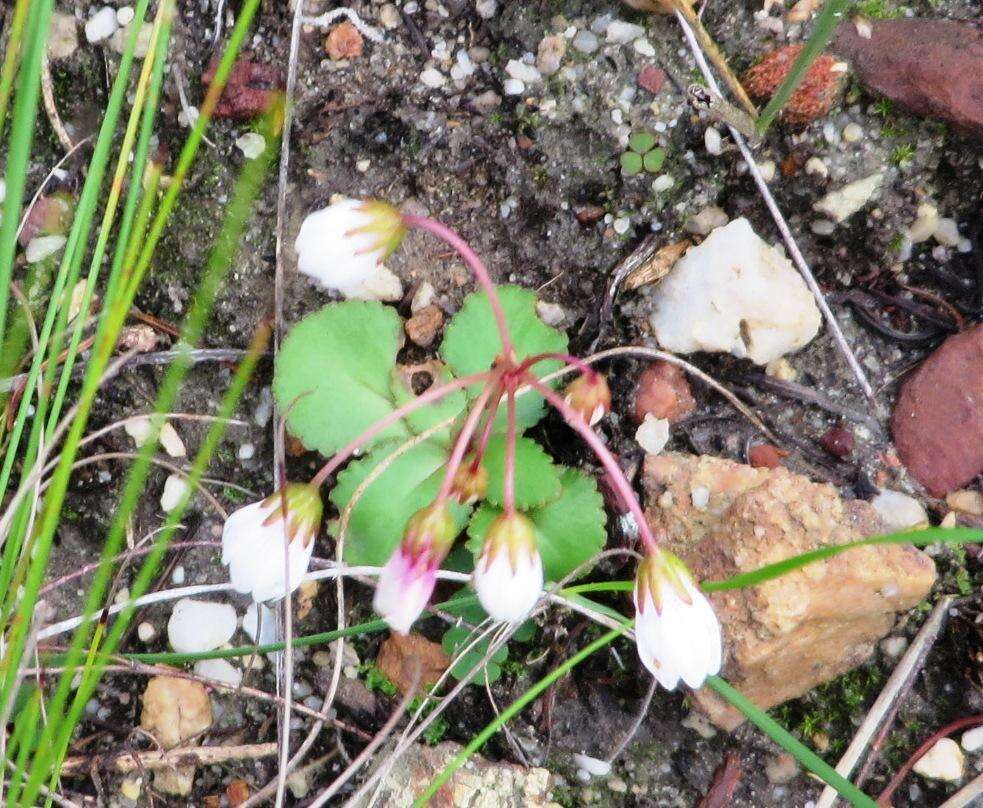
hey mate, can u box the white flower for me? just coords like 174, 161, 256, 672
221, 483, 321, 602
473, 512, 543, 623
633, 549, 721, 690
295, 197, 406, 295
373, 502, 455, 634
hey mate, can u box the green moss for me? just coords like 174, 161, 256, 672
361, 663, 398, 697
890, 143, 916, 166
854, 0, 904, 18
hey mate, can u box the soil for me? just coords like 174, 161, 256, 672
26, 0, 982, 806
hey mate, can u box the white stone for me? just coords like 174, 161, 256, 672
124, 416, 154, 447
907, 203, 938, 243
704, 127, 723, 156
159, 474, 188, 512
158, 422, 186, 457
243, 601, 280, 646
502, 78, 525, 96
535, 301, 566, 326
171, 565, 185, 585
237, 442, 255, 460
379, 4, 401, 30
505, 59, 542, 84
573, 753, 611, 777
572, 30, 599, 54
116, 6, 135, 26
912, 738, 964, 782
613, 216, 630, 235
346, 265, 403, 302
872, 490, 928, 532
960, 726, 983, 753
235, 132, 266, 159
633, 38, 655, 57
691, 486, 710, 510
536, 35, 566, 76
85, 7, 118, 43
648, 218, 821, 365
137, 621, 156, 643
804, 157, 828, 178
419, 68, 446, 88
194, 658, 242, 688
109, 22, 153, 58
880, 635, 907, 659
757, 159, 777, 182
450, 50, 476, 81
605, 21, 645, 43
411, 281, 436, 313
476, 0, 497, 19
842, 122, 863, 142
652, 174, 674, 192
47, 12, 79, 60
635, 415, 670, 455
933, 217, 962, 247
813, 173, 883, 223
167, 598, 237, 653
26, 235, 67, 263
811, 219, 836, 236
684, 205, 728, 235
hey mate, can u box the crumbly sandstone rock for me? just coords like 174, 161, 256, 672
643, 453, 936, 730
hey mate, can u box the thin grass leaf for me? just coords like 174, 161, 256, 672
756, 0, 850, 134
0, 0, 32, 139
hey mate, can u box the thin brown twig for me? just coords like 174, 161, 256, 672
41, 52, 75, 151
60, 742, 278, 775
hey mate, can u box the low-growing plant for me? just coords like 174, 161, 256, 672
620, 131, 667, 177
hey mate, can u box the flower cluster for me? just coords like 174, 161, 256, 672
220, 197, 723, 692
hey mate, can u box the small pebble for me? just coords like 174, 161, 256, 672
237, 442, 256, 460
572, 30, 599, 54
766, 753, 800, 785
573, 753, 611, 777
120, 777, 142, 801
804, 157, 829, 178
167, 598, 236, 653
912, 738, 964, 782
819, 426, 854, 458
681, 710, 717, 739
757, 159, 777, 182
613, 216, 630, 235
704, 127, 723, 156
633, 38, 655, 57
842, 122, 863, 142
475, 0, 496, 19
811, 219, 836, 236
124, 416, 154, 447
536, 35, 566, 76
691, 486, 710, 510
879, 635, 907, 659
684, 205, 728, 236
652, 174, 674, 192
961, 726, 983, 753
379, 4, 400, 29
172, 565, 185, 585
116, 6, 135, 26
535, 300, 566, 326
946, 489, 983, 516
933, 218, 961, 247
635, 414, 670, 455
160, 474, 188, 512
158, 422, 186, 457
137, 621, 156, 643
85, 6, 118, 43
502, 78, 525, 96
637, 65, 666, 95
605, 20, 645, 43
419, 68, 446, 89
872, 490, 928, 532
505, 59, 541, 84
194, 658, 242, 688
235, 132, 266, 159
26, 235, 67, 263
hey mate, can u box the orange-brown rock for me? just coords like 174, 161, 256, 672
325, 21, 364, 61
742, 44, 845, 126
634, 361, 696, 424
644, 453, 936, 730
376, 632, 450, 695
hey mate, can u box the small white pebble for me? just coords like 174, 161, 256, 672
804, 157, 828, 178
159, 474, 188, 512
961, 726, 983, 753
235, 132, 266, 159
171, 565, 185, 585
573, 753, 612, 777
842, 122, 863, 143
137, 621, 156, 643
411, 281, 436, 313
704, 127, 723, 156
691, 486, 710, 510
613, 216, 630, 235
237, 442, 255, 460
158, 421, 186, 458
633, 38, 655, 57
912, 738, 964, 782
419, 68, 446, 89
85, 6, 118, 43
167, 598, 237, 653
605, 20, 645, 44
535, 300, 566, 326
933, 218, 962, 247
26, 235, 67, 263
505, 59, 541, 84
116, 6, 134, 26
652, 174, 674, 192
502, 78, 525, 96
811, 219, 836, 236
635, 414, 670, 455
572, 30, 599, 54
872, 490, 928, 532
124, 416, 154, 447
757, 159, 777, 182
194, 658, 242, 688
879, 635, 908, 659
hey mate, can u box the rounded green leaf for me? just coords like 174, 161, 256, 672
467, 468, 606, 582
643, 147, 666, 173
481, 435, 561, 510
389, 363, 466, 446
442, 625, 507, 684
330, 439, 469, 565
620, 151, 643, 176
628, 131, 656, 154
273, 301, 407, 456
441, 285, 567, 430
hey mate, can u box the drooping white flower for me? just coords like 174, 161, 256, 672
221, 483, 322, 602
473, 512, 543, 623
294, 197, 406, 295
633, 548, 721, 690
373, 502, 456, 634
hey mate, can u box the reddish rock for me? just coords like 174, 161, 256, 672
748, 443, 785, 469
820, 426, 854, 459
637, 65, 666, 95
742, 44, 845, 126
892, 324, 983, 496
634, 361, 696, 424
325, 21, 364, 61
833, 19, 983, 138
574, 205, 605, 225
405, 304, 444, 347
202, 57, 282, 120
18, 193, 74, 247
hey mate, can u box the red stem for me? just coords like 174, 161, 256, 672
403, 215, 515, 360
876, 714, 983, 806
516, 352, 598, 380
503, 390, 518, 515
472, 382, 504, 465
524, 374, 659, 554
310, 371, 490, 487
436, 382, 496, 503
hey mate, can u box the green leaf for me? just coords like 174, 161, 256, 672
441, 285, 567, 430
274, 301, 407, 456
482, 434, 561, 509
467, 467, 606, 582
329, 439, 469, 565
389, 363, 466, 446
620, 151, 643, 176
643, 147, 666, 173
628, 131, 656, 154
442, 625, 507, 684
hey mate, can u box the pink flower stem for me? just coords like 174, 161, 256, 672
503, 390, 518, 515
310, 371, 491, 487
435, 382, 496, 503
471, 382, 504, 464
515, 352, 599, 380
523, 374, 659, 555
403, 215, 515, 361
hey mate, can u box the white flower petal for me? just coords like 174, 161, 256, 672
373, 549, 434, 634
474, 548, 543, 623
295, 199, 384, 294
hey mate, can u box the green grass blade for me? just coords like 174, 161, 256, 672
0, 0, 32, 139
756, 0, 850, 134
706, 677, 877, 807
